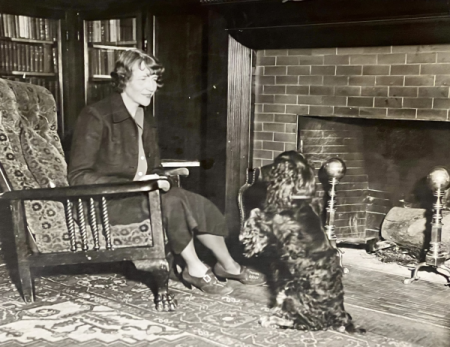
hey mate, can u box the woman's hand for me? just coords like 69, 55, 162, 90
137, 173, 162, 181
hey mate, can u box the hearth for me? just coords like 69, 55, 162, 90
297, 115, 450, 244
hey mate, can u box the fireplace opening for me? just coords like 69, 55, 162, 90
298, 115, 450, 243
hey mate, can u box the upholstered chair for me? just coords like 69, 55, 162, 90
0, 79, 176, 311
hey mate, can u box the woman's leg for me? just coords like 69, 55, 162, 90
196, 234, 241, 275
179, 234, 234, 295
180, 238, 209, 277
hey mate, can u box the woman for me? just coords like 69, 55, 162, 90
68, 49, 264, 295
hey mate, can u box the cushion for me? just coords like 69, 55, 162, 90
0, 112, 39, 191
20, 125, 68, 188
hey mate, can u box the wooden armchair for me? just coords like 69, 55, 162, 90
0, 78, 176, 311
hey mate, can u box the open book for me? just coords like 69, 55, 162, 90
161, 159, 200, 168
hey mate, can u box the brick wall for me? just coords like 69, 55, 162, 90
254, 44, 450, 167
253, 44, 450, 242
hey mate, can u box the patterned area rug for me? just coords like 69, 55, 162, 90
0, 263, 418, 347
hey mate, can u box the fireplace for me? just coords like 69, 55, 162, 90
297, 115, 450, 243
251, 43, 450, 244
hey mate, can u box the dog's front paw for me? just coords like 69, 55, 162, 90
259, 315, 293, 329
259, 315, 277, 328
336, 323, 366, 335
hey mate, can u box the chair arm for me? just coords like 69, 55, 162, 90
0, 178, 170, 201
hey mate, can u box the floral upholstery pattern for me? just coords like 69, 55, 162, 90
20, 126, 68, 188
0, 79, 40, 191
33, 84, 65, 158
34, 218, 153, 253
0, 78, 153, 253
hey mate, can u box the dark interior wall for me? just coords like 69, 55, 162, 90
152, 9, 229, 212
209, 0, 450, 50
203, 10, 229, 212
154, 14, 205, 194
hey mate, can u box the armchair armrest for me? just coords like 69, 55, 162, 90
0, 178, 170, 202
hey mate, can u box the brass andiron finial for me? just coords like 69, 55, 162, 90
404, 167, 450, 285
323, 158, 348, 274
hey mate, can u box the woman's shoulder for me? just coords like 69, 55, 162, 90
81, 93, 123, 119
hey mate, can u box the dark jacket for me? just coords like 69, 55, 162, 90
68, 92, 161, 185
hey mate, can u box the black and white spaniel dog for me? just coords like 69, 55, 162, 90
240, 151, 364, 334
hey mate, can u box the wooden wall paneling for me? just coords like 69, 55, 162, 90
226, 35, 253, 239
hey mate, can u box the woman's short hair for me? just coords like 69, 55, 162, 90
110, 48, 164, 92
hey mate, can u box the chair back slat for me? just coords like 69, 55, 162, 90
88, 198, 100, 250
100, 196, 113, 249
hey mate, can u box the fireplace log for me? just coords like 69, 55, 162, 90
381, 207, 450, 253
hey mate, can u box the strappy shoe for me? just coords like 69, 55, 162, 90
182, 268, 233, 295
214, 263, 266, 285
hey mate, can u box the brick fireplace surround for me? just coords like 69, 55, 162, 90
253, 44, 450, 243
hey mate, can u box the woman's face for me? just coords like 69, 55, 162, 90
123, 61, 158, 107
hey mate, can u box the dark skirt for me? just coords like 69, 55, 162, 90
106, 187, 229, 254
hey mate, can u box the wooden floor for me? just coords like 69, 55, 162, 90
227, 248, 450, 347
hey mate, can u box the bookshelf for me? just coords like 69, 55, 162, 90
83, 17, 141, 105
0, 13, 63, 134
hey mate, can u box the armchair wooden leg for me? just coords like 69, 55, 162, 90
133, 259, 177, 312
18, 262, 34, 302
11, 200, 34, 302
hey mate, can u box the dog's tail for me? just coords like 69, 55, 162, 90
345, 321, 366, 334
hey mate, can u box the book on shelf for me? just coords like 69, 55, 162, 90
0, 40, 56, 73
0, 14, 57, 41
85, 16, 138, 106
0, 12, 61, 124
87, 18, 136, 44
86, 17, 137, 78
0, 39, 57, 74
88, 47, 122, 77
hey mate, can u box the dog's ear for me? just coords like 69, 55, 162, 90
294, 159, 316, 197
